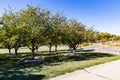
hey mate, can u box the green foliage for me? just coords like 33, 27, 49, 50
86, 27, 99, 43
61, 19, 86, 51
1, 4, 116, 58
45, 13, 66, 52
19, 5, 51, 58
0, 8, 23, 54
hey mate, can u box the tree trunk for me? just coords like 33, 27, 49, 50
68, 46, 72, 52
8, 48, 11, 54
91, 39, 93, 45
55, 45, 58, 52
32, 48, 35, 59
36, 46, 39, 53
49, 43, 52, 53
36, 49, 38, 53
14, 46, 19, 55
72, 47, 76, 54
27, 45, 36, 59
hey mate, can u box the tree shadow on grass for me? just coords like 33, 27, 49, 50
0, 63, 45, 80
0, 61, 45, 80
44, 52, 115, 64
80, 52, 114, 59
0, 54, 21, 65
45, 48, 95, 54
0, 70, 45, 80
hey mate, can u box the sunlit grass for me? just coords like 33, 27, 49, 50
0, 46, 68, 54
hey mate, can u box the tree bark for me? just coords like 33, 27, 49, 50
49, 43, 52, 53
36, 46, 39, 53
55, 45, 58, 52
36, 48, 38, 53
72, 47, 76, 54
8, 48, 11, 54
32, 48, 35, 59
14, 46, 19, 55
27, 45, 36, 59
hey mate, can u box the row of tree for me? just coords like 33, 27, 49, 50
0, 5, 119, 59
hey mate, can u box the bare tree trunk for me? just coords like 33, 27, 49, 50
68, 46, 72, 52
14, 46, 19, 55
72, 49, 75, 54
8, 48, 11, 54
72, 47, 76, 54
27, 45, 36, 59
49, 43, 52, 53
55, 45, 58, 52
32, 47, 35, 59
36, 46, 39, 53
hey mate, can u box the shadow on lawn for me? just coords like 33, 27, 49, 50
0, 70, 45, 80
52, 48, 95, 54
45, 52, 114, 63
0, 54, 44, 80
80, 52, 114, 59
0, 62, 45, 80
44, 48, 114, 63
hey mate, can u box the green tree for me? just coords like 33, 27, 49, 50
20, 5, 50, 59
1, 11, 15, 54
86, 27, 98, 44
45, 13, 66, 53
0, 24, 14, 54
1, 9, 22, 55
62, 19, 86, 54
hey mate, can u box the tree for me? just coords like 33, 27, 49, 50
61, 19, 86, 54
0, 24, 14, 54
45, 13, 66, 53
98, 32, 113, 41
20, 5, 50, 59
86, 27, 98, 44
0, 11, 15, 54
1, 8, 22, 55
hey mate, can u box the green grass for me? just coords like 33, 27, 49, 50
0, 49, 120, 80
0, 46, 68, 54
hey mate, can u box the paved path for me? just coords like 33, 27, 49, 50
49, 60, 120, 80
83, 48, 120, 54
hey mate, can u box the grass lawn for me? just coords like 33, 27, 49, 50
0, 48, 120, 80
0, 46, 68, 54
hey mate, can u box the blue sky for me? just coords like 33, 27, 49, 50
0, 0, 120, 35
